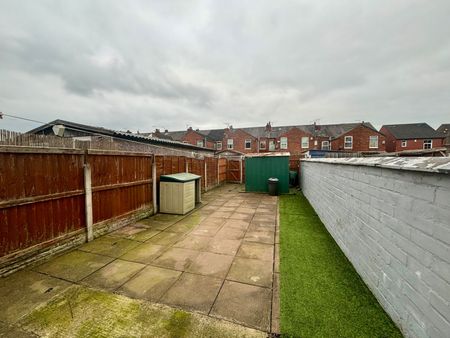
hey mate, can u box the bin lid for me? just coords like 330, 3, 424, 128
160, 173, 201, 182
268, 177, 279, 182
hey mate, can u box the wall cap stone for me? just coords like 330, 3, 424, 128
302, 157, 450, 174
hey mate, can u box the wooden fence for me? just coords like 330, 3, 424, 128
0, 146, 224, 275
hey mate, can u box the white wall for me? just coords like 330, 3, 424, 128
301, 158, 450, 338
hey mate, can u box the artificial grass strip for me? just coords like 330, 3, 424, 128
279, 193, 402, 338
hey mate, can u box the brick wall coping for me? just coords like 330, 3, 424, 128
302, 157, 450, 174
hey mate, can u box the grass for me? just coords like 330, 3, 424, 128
279, 192, 403, 338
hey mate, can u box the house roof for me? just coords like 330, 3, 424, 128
437, 124, 450, 135
161, 122, 379, 142
27, 119, 215, 152
381, 123, 445, 140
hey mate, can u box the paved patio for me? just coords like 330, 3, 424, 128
0, 184, 280, 334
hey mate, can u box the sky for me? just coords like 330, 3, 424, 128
0, 0, 449, 133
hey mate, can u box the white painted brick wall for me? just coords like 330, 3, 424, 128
301, 160, 450, 338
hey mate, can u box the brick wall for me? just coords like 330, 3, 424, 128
331, 125, 386, 152
181, 129, 215, 149
279, 127, 329, 154
379, 127, 445, 152
223, 129, 257, 153
301, 158, 450, 338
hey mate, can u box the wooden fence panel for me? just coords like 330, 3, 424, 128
0, 151, 85, 257
218, 158, 227, 183
89, 154, 152, 223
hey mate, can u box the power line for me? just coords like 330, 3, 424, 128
0, 112, 47, 125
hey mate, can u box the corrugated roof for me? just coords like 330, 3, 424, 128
28, 119, 214, 152
381, 123, 444, 140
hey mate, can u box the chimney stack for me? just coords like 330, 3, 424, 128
265, 122, 272, 132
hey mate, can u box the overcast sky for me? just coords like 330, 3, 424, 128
1, 1, 449, 133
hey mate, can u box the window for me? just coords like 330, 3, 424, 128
280, 137, 288, 149
244, 139, 252, 150
344, 136, 353, 149
269, 140, 275, 151
321, 141, 330, 150
314, 140, 318, 146
301, 136, 309, 149
423, 139, 432, 149
196, 140, 204, 147
401, 140, 407, 147
369, 136, 378, 149
227, 139, 234, 149
259, 140, 266, 150
216, 141, 222, 150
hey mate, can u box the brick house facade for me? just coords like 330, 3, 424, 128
181, 128, 215, 148
331, 124, 386, 152
223, 127, 258, 153
278, 127, 329, 154
380, 123, 444, 152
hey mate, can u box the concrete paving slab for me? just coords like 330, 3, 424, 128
18, 285, 266, 338
187, 252, 234, 278
35, 250, 114, 282
173, 235, 210, 251
235, 207, 256, 214
205, 238, 242, 256
244, 230, 275, 245
211, 281, 272, 331
0, 270, 71, 323
210, 211, 233, 218
110, 225, 148, 238
134, 218, 178, 230
0, 320, 37, 338
117, 266, 181, 301
226, 257, 273, 288
229, 213, 253, 222
249, 220, 276, 230
79, 236, 140, 258
120, 243, 167, 264
152, 248, 199, 271
190, 224, 223, 237
164, 222, 197, 234
161, 273, 222, 314
146, 231, 185, 246
222, 219, 250, 230
215, 227, 246, 240
200, 216, 228, 226
82, 259, 145, 291
127, 229, 161, 242
253, 214, 277, 223
237, 242, 274, 262
217, 206, 236, 212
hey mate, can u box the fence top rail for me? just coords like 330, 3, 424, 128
302, 157, 450, 175
0, 145, 85, 155
0, 146, 154, 157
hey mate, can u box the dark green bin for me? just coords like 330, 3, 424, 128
245, 154, 290, 193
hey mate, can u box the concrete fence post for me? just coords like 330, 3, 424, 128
84, 163, 94, 242
152, 157, 157, 215
204, 160, 208, 191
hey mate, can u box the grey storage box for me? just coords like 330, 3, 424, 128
159, 173, 201, 215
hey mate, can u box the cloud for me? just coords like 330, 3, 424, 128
0, 0, 449, 132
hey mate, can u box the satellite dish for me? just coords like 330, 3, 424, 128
52, 124, 65, 137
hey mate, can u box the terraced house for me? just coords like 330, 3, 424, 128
380, 123, 446, 153
163, 122, 386, 155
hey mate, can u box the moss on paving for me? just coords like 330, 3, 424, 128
18, 285, 264, 338
279, 192, 402, 338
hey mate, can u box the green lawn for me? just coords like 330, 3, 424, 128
279, 192, 402, 338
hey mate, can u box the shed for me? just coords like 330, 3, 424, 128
245, 152, 290, 193
159, 173, 201, 214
